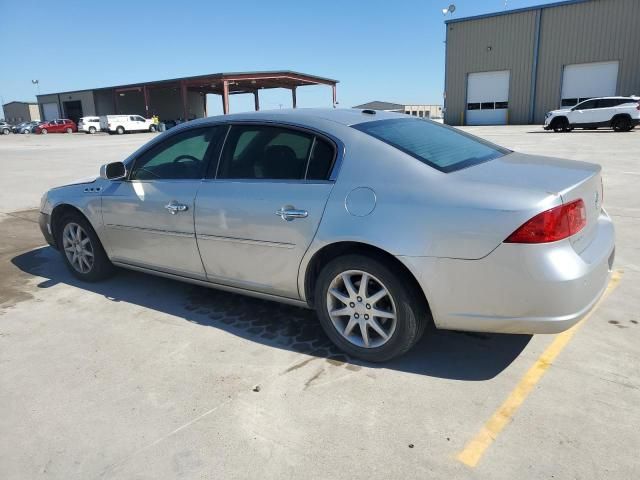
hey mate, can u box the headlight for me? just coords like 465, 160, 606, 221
545, 112, 552, 118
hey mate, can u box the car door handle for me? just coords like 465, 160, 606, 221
275, 208, 308, 221
165, 201, 189, 214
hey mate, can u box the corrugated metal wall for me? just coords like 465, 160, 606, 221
445, 0, 640, 125
534, 0, 640, 122
444, 10, 537, 125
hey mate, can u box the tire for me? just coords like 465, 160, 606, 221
55, 211, 115, 282
551, 118, 567, 133
41, 128, 48, 134
89, 126, 96, 134
149, 125, 157, 133
314, 254, 428, 362
2, 128, 9, 135
66, 127, 73, 134
116, 126, 125, 135
612, 116, 631, 132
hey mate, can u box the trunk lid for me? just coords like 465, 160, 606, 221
454, 152, 602, 254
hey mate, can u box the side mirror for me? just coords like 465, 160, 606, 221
100, 161, 127, 180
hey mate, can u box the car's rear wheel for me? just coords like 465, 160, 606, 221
66, 127, 73, 134
41, 128, 48, 134
89, 126, 96, 134
315, 255, 427, 362
2, 128, 9, 135
56, 212, 114, 281
116, 126, 125, 135
612, 116, 632, 132
149, 125, 157, 132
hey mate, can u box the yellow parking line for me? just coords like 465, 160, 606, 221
456, 270, 623, 468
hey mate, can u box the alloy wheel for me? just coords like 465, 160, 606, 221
62, 222, 94, 274
326, 270, 397, 348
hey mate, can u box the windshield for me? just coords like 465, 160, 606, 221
352, 118, 509, 173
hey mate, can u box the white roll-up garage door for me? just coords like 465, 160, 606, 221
42, 103, 60, 121
465, 70, 510, 125
560, 61, 619, 107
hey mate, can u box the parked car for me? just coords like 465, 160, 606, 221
99, 115, 156, 135
35, 119, 77, 134
78, 116, 102, 134
18, 121, 43, 134
0, 121, 12, 135
544, 96, 640, 132
38, 109, 615, 362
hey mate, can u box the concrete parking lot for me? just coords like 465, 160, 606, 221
1, 126, 638, 479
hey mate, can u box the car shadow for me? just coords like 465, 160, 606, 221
12, 246, 532, 381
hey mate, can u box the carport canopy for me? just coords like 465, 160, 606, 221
111, 70, 338, 118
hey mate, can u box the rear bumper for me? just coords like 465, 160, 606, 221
400, 210, 615, 334
39, 212, 56, 249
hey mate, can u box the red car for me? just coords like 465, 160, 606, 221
35, 119, 77, 134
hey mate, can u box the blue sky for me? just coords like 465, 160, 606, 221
1, 0, 558, 118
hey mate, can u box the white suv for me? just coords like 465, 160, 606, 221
78, 116, 101, 134
544, 96, 640, 132
99, 115, 156, 135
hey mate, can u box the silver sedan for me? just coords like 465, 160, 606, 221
39, 109, 615, 361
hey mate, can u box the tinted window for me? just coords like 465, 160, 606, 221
575, 100, 596, 110
306, 137, 336, 180
353, 118, 508, 173
217, 125, 313, 180
561, 98, 578, 107
596, 99, 617, 108
481, 102, 495, 110
495, 101, 508, 109
130, 127, 223, 180
467, 103, 480, 110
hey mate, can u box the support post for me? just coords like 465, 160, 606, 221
222, 80, 230, 115
180, 81, 188, 120
332, 84, 337, 107
203, 94, 208, 117
113, 90, 119, 114
143, 86, 150, 118
291, 86, 297, 109
254, 90, 260, 111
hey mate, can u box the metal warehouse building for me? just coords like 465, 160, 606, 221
444, 0, 640, 125
36, 71, 338, 124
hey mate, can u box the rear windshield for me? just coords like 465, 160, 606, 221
352, 118, 509, 173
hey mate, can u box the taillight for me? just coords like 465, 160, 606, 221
505, 199, 586, 244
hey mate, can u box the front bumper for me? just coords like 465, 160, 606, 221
39, 212, 57, 249
401, 210, 615, 334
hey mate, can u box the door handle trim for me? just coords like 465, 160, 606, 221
275, 208, 308, 221
165, 201, 189, 214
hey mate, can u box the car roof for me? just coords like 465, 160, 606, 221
193, 108, 409, 128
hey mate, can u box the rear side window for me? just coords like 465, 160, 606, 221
217, 125, 336, 181
306, 138, 336, 180
353, 118, 508, 173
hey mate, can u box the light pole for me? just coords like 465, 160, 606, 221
32, 79, 40, 96
441, 4, 456, 122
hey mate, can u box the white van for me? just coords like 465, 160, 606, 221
78, 116, 102, 134
99, 115, 156, 135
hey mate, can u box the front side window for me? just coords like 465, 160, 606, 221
217, 125, 313, 180
353, 118, 508, 173
575, 100, 596, 110
130, 127, 224, 180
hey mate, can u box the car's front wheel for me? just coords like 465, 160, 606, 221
89, 126, 96, 134
116, 126, 125, 135
2, 128, 9, 135
315, 255, 427, 362
56, 212, 114, 281
41, 128, 48, 134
